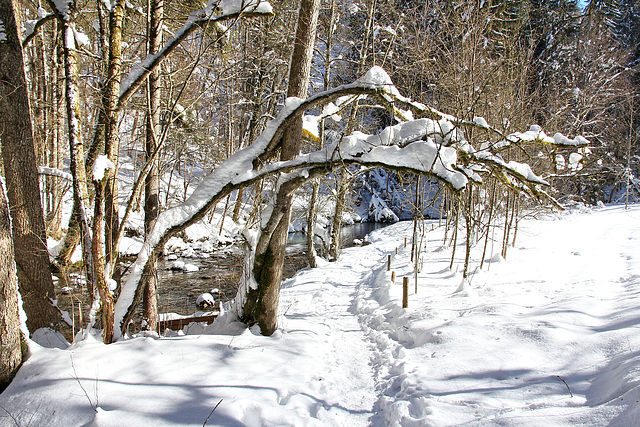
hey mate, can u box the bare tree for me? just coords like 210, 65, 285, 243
0, 0, 60, 334
142, 0, 164, 332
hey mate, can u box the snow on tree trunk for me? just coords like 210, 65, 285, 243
306, 181, 320, 268
58, 12, 97, 299
92, 171, 116, 344
329, 170, 348, 261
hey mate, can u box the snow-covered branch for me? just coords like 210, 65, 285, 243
113, 66, 588, 340
37, 166, 73, 181
22, 9, 55, 47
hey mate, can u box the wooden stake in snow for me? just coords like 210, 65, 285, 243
403, 277, 409, 308
387, 255, 391, 271
391, 271, 396, 284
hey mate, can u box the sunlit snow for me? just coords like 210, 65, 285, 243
2, 204, 640, 426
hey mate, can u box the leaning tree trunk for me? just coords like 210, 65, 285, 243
242, 0, 321, 335
0, 0, 60, 333
0, 180, 22, 392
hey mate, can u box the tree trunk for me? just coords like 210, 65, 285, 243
242, 0, 321, 335
142, 0, 163, 332
0, 180, 23, 392
306, 181, 319, 268
307, 0, 336, 266
0, 0, 60, 333
103, 0, 127, 271
329, 170, 348, 261
463, 186, 473, 279
92, 178, 115, 344
57, 14, 96, 296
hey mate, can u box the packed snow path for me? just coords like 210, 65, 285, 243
1, 205, 640, 426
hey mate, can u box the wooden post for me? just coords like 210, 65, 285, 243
404, 237, 407, 247
387, 254, 391, 271
391, 271, 395, 284
402, 277, 409, 308
395, 247, 398, 255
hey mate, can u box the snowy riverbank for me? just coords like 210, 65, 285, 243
1, 204, 639, 426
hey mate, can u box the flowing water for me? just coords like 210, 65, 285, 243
53, 222, 391, 332
156, 221, 390, 315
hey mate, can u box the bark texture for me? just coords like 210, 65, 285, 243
0, 181, 22, 392
0, 0, 60, 333
92, 179, 115, 344
243, 0, 321, 335
103, 0, 127, 270
143, 0, 163, 331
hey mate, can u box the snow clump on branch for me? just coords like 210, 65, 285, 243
92, 155, 115, 182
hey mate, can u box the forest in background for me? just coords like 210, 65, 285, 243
1, 0, 639, 389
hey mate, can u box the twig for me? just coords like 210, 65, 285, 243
556, 375, 573, 397
0, 405, 20, 427
202, 399, 223, 426
70, 354, 98, 412
25, 401, 43, 427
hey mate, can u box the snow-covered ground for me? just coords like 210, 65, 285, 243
2, 204, 640, 426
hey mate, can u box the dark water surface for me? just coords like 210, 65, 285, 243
53, 222, 392, 333
157, 221, 391, 315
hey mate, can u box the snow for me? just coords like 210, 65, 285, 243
0, 19, 6, 42
196, 293, 215, 307
302, 114, 320, 139
38, 166, 73, 181
369, 194, 399, 222
220, 0, 273, 15
51, 0, 72, 18
489, 126, 588, 151
357, 66, 402, 98
92, 155, 116, 182
569, 152, 584, 171
472, 116, 489, 129
553, 132, 590, 147
3, 204, 640, 425
72, 25, 90, 47
184, 263, 199, 272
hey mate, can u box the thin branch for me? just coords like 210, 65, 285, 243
70, 354, 98, 412
117, 4, 274, 109
202, 399, 223, 426
0, 406, 20, 427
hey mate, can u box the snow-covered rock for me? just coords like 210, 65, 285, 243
196, 293, 215, 308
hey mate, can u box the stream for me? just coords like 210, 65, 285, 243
156, 222, 390, 315
53, 222, 391, 333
